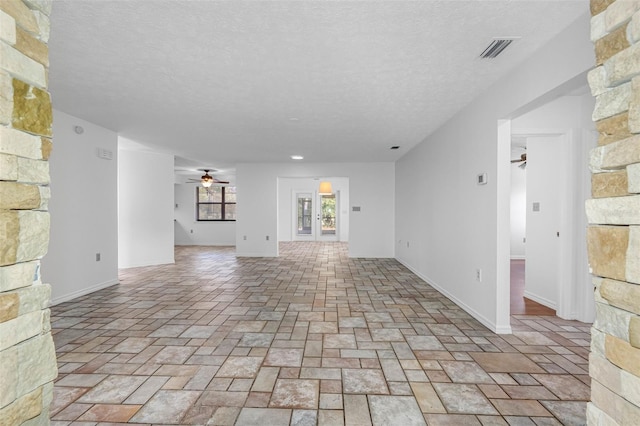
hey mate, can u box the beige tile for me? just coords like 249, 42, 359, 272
269, 379, 319, 409
216, 356, 263, 378
368, 395, 426, 426
51, 243, 591, 426
343, 369, 389, 394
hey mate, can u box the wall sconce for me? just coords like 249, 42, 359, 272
319, 181, 333, 194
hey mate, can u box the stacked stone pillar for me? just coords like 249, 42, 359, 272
587, 0, 640, 424
0, 0, 57, 424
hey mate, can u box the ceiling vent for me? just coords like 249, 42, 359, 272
479, 38, 516, 59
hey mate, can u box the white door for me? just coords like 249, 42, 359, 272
294, 192, 315, 240
525, 135, 563, 310
293, 191, 339, 241
317, 192, 339, 242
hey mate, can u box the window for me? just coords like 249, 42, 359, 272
196, 186, 236, 221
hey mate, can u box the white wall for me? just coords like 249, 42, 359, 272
278, 177, 349, 242
118, 142, 175, 268
394, 12, 594, 333
174, 183, 236, 245
510, 163, 526, 259
236, 163, 394, 258
43, 110, 119, 304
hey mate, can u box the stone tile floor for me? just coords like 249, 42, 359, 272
50, 243, 591, 425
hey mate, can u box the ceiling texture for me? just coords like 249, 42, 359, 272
49, 1, 587, 179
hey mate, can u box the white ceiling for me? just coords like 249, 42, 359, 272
49, 1, 587, 175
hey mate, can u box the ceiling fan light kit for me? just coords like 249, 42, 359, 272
186, 169, 230, 186
201, 170, 214, 187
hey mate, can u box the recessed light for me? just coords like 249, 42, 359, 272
291, 155, 304, 160
390, 146, 400, 150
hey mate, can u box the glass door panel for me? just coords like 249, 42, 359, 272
321, 194, 336, 235
296, 195, 313, 236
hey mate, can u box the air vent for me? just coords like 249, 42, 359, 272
480, 38, 516, 59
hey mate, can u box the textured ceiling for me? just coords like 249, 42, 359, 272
49, 1, 587, 174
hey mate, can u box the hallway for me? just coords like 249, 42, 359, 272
50, 243, 591, 425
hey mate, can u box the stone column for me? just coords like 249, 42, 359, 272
0, 0, 57, 424
587, 0, 640, 424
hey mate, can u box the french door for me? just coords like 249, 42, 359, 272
294, 191, 338, 241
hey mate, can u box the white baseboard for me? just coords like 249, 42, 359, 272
175, 243, 236, 247
396, 258, 512, 335
523, 290, 557, 310
510, 255, 525, 260
349, 254, 394, 259
118, 258, 175, 269
51, 279, 119, 306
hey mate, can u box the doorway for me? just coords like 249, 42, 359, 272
293, 191, 339, 242
509, 135, 557, 316
503, 91, 597, 322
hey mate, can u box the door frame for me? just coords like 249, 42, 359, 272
509, 128, 577, 320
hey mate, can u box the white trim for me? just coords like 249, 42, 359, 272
350, 253, 394, 259
496, 119, 513, 333
523, 290, 557, 310
118, 258, 175, 269
510, 255, 525, 260
51, 279, 119, 306
397, 258, 513, 335
174, 244, 235, 247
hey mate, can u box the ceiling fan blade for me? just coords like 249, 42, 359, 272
511, 159, 522, 163
214, 180, 230, 184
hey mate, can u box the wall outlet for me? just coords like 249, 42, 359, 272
96, 253, 101, 261
266, 235, 270, 241
476, 268, 482, 282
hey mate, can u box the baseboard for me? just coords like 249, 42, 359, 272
396, 258, 512, 335
51, 279, 119, 306
349, 254, 394, 259
510, 255, 525, 260
523, 290, 557, 310
118, 257, 175, 269
175, 243, 236, 247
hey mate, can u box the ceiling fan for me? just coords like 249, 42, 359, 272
187, 169, 229, 187
511, 152, 527, 169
